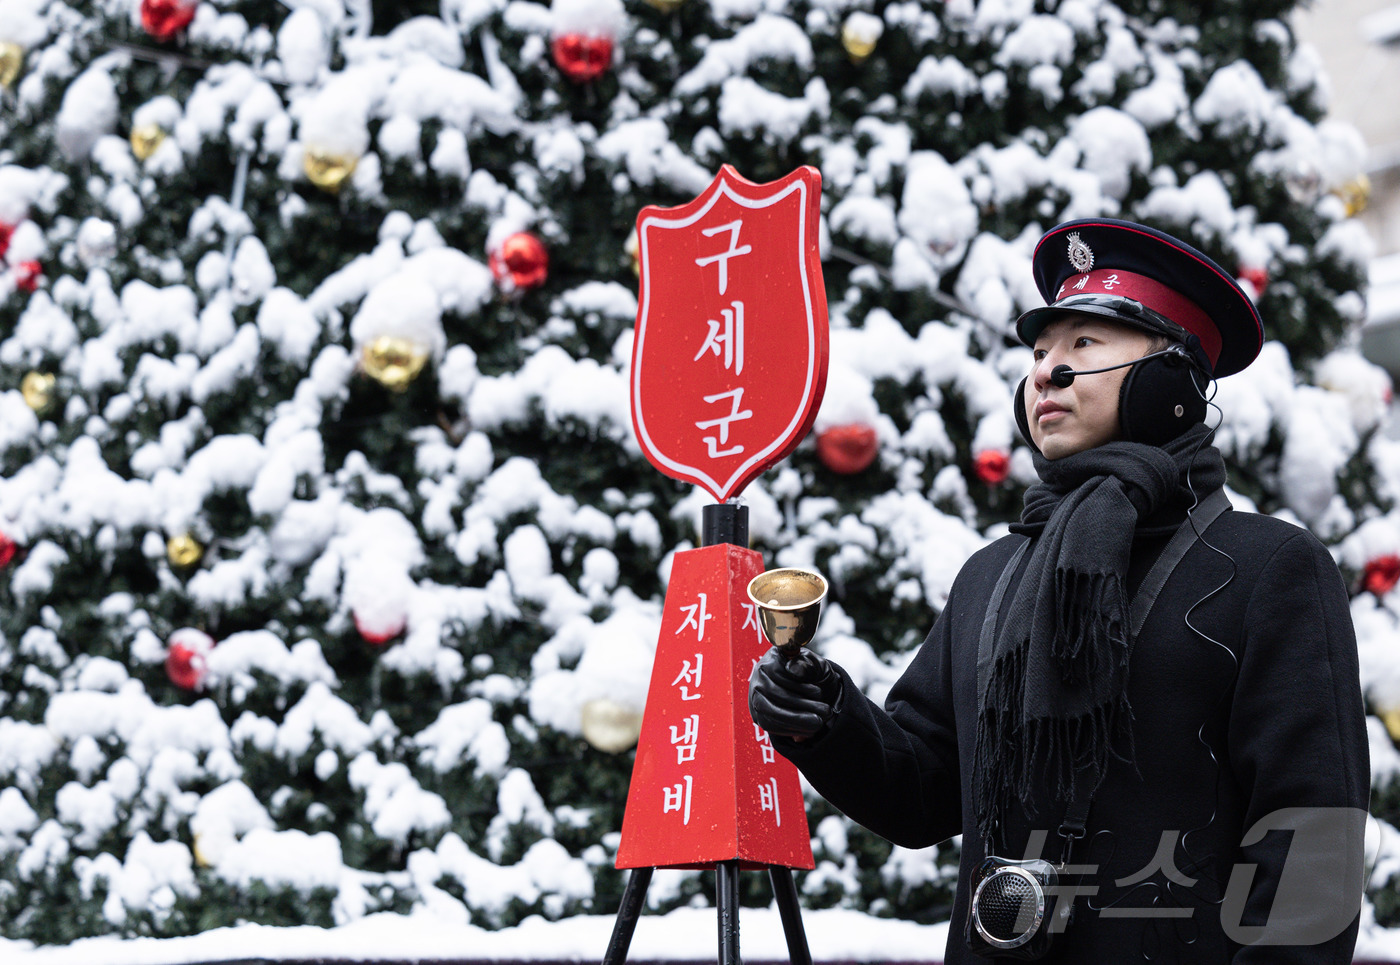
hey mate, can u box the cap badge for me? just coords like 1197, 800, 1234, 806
1067, 232, 1094, 273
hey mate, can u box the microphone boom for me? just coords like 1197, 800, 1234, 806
1046, 346, 1187, 389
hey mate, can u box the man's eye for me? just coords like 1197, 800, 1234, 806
1075, 336, 1094, 348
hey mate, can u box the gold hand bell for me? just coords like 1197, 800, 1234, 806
746, 567, 828, 657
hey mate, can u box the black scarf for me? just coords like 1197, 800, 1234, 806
973, 423, 1227, 838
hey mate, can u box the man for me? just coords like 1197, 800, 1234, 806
750, 219, 1370, 963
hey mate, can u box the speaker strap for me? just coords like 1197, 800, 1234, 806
976, 537, 1030, 708
1127, 486, 1231, 639
975, 486, 1233, 859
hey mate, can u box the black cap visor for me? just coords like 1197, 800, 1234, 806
1017, 293, 1195, 354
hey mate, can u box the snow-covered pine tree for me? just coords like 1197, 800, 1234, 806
1, 0, 1397, 946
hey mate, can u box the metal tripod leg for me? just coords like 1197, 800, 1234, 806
602, 867, 653, 965
769, 866, 812, 965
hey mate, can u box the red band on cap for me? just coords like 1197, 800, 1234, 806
1053, 269, 1221, 368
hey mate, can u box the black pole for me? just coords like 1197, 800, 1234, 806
769, 866, 813, 965
716, 860, 742, 965
702, 502, 749, 548
601, 867, 653, 965
705, 506, 746, 964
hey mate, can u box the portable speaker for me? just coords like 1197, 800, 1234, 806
966, 855, 1075, 960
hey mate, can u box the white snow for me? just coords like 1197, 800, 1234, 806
675, 15, 813, 96
78, 833, 198, 926
1193, 60, 1274, 137
1065, 107, 1151, 200
0, 390, 40, 453
527, 603, 659, 737
1123, 50, 1188, 128
903, 54, 980, 102
10, 540, 69, 598
1138, 170, 1237, 236
414, 699, 512, 776
0, 786, 39, 851
596, 119, 713, 195
898, 151, 978, 264
54, 64, 118, 162
551, 0, 627, 37
277, 8, 330, 86
346, 753, 451, 845
215, 828, 344, 893
829, 195, 899, 248
274, 683, 375, 760
994, 15, 1075, 68
205, 631, 337, 694
717, 77, 830, 143
349, 272, 446, 360
382, 60, 520, 133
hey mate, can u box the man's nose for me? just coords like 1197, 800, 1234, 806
1031, 346, 1062, 392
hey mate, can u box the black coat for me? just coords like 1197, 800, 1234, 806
776, 505, 1370, 964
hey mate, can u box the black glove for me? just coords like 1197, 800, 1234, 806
748, 646, 843, 741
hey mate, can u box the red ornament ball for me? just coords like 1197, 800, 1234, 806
1363, 554, 1400, 598
14, 261, 41, 293
1237, 264, 1269, 297
141, 0, 198, 42
973, 449, 1011, 485
489, 232, 549, 292
355, 609, 406, 646
0, 221, 13, 261
817, 423, 879, 474
0, 531, 16, 568
551, 33, 613, 83
165, 628, 215, 691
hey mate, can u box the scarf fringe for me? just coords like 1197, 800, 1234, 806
974, 635, 1137, 836
1051, 570, 1129, 683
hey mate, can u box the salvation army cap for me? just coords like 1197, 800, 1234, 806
1014, 218, 1265, 378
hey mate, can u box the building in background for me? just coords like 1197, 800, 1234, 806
1296, 0, 1400, 253
1298, 0, 1400, 378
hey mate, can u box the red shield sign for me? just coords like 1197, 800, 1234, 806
631, 166, 829, 502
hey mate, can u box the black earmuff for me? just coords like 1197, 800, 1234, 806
1116, 345, 1207, 446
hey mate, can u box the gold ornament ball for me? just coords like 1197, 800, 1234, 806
130, 124, 167, 162
841, 15, 882, 64
642, 0, 685, 12
580, 698, 644, 753
1334, 174, 1372, 218
0, 41, 23, 89
20, 372, 56, 415
193, 832, 215, 868
1384, 707, 1400, 746
167, 533, 205, 569
362, 336, 430, 392
303, 146, 359, 194
625, 229, 640, 277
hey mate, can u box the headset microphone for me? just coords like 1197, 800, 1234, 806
1049, 346, 1191, 389
1017, 341, 1210, 449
